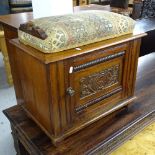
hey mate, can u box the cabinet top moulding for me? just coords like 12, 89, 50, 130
10, 32, 146, 64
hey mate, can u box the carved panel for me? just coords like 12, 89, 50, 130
76, 87, 122, 113
80, 64, 120, 98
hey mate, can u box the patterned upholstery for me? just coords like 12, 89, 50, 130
18, 10, 135, 53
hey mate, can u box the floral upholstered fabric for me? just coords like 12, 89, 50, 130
18, 10, 135, 53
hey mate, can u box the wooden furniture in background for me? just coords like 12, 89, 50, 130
110, 0, 129, 9
90, 0, 110, 5
0, 12, 32, 89
132, 0, 143, 19
111, 6, 133, 16
8, 0, 32, 14
133, 17, 155, 56
73, 0, 89, 6
3, 52, 155, 155
0, 25, 13, 85
79, 0, 88, 5
73, 0, 77, 6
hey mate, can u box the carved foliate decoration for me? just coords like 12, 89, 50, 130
76, 87, 122, 113
80, 65, 120, 98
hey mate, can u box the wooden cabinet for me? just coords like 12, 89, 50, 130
4, 52, 155, 155
9, 33, 145, 145
65, 43, 133, 124
73, 0, 77, 6
79, 0, 88, 5
73, 0, 88, 6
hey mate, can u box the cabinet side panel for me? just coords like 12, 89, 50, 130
122, 39, 141, 98
49, 61, 70, 137
129, 39, 141, 95
49, 63, 61, 136
12, 45, 52, 135
4, 26, 24, 105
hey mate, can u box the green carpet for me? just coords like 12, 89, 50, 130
111, 122, 155, 155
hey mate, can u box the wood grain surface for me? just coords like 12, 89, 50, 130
3, 52, 155, 155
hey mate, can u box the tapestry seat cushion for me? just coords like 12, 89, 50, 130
9, 0, 32, 7
18, 10, 135, 53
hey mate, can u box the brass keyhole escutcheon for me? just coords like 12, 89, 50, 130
67, 87, 75, 96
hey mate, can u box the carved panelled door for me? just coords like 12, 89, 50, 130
71, 58, 123, 113
65, 42, 133, 122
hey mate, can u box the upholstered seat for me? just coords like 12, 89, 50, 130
18, 10, 135, 53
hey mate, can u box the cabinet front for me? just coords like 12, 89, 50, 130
65, 43, 130, 124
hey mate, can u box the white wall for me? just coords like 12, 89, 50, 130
32, 0, 73, 19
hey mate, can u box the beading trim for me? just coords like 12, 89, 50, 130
73, 51, 125, 72
75, 87, 122, 113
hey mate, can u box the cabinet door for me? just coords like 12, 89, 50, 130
71, 57, 123, 113
65, 43, 129, 122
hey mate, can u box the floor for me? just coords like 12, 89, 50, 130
111, 122, 155, 155
0, 53, 16, 155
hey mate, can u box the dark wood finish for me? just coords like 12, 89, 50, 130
134, 17, 155, 56
19, 21, 48, 40
3, 52, 155, 155
132, 0, 143, 19
74, 4, 111, 12
90, 0, 110, 5
110, 0, 129, 9
9, 29, 145, 145
0, 12, 33, 29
